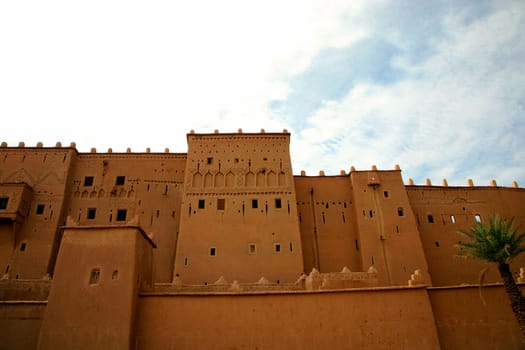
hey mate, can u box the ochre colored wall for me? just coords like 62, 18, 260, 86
295, 175, 361, 274
0, 147, 76, 279
66, 153, 186, 283
136, 287, 441, 350
37, 226, 154, 350
407, 186, 525, 286
0, 301, 46, 350
428, 284, 524, 349
174, 133, 304, 284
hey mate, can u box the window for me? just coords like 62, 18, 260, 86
252, 199, 258, 209
83, 176, 94, 186
435, 241, 440, 247
248, 243, 256, 254
0, 197, 8, 210
116, 209, 127, 221
209, 247, 216, 256
207, 157, 213, 164
427, 215, 434, 223
20, 243, 26, 252
275, 198, 282, 209
112, 270, 119, 280
115, 176, 126, 185
450, 215, 456, 224
198, 199, 205, 209
87, 208, 96, 220
217, 198, 225, 210
383, 191, 389, 198
397, 207, 404, 216
475, 214, 482, 223
36, 204, 45, 215
289, 242, 293, 252
274, 243, 281, 253
89, 268, 100, 285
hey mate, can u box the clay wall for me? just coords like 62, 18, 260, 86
37, 225, 154, 350
66, 151, 186, 283
406, 185, 525, 286
174, 132, 304, 284
0, 146, 77, 279
0, 301, 46, 350
136, 287, 441, 350
294, 175, 361, 274
428, 284, 524, 349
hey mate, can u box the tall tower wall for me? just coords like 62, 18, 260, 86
173, 131, 304, 284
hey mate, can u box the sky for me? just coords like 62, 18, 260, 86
1, 0, 524, 187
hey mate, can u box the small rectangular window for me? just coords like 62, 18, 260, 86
0, 197, 8, 210
274, 243, 281, 252
198, 199, 205, 209
475, 214, 482, 223
450, 215, 456, 224
248, 243, 256, 254
184, 257, 189, 266
435, 241, 440, 247
83, 176, 94, 186
20, 243, 26, 252
209, 247, 216, 256
207, 157, 213, 164
397, 207, 404, 216
116, 209, 127, 221
115, 176, 126, 186
427, 215, 434, 223
252, 199, 258, 209
89, 268, 100, 285
275, 198, 282, 209
217, 198, 225, 210
289, 242, 293, 252
383, 191, 389, 198
87, 208, 96, 220
36, 204, 45, 215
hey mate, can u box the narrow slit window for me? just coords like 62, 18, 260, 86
36, 204, 45, 215
435, 241, 440, 247
289, 242, 293, 252
184, 257, 189, 266
450, 215, 456, 224
89, 268, 100, 285
383, 191, 389, 198
0, 197, 9, 210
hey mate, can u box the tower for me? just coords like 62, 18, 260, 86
173, 130, 304, 284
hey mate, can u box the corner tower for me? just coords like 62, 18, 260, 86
173, 130, 304, 284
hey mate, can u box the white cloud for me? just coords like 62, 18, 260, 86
292, 2, 525, 186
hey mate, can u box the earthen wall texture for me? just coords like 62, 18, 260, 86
428, 285, 524, 349
0, 302, 46, 350
136, 287, 441, 350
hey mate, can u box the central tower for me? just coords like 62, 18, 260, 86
173, 130, 304, 284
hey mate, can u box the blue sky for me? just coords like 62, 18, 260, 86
1, 0, 524, 187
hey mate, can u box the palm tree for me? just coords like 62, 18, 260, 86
458, 215, 525, 338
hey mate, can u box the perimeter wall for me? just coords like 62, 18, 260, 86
136, 287, 441, 350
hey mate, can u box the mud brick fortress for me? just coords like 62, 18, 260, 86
0, 130, 524, 349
